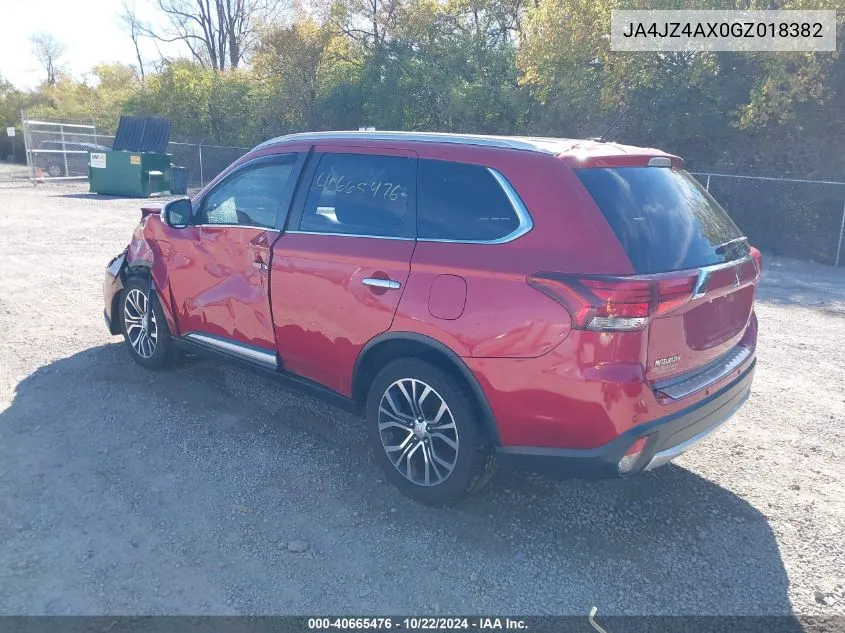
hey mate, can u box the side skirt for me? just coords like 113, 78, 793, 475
172, 337, 360, 415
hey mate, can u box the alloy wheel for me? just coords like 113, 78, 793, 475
377, 378, 460, 486
123, 288, 158, 359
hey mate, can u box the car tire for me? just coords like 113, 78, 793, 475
365, 358, 496, 505
45, 162, 63, 177
120, 276, 176, 370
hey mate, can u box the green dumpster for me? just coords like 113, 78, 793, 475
88, 116, 173, 198
88, 151, 171, 197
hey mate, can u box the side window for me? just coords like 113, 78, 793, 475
198, 159, 295, 228
300, 153, 413, 238
418, 160, 520, 241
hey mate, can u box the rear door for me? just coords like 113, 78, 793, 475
270, 147, 417, 394
166, 153, 303, 365
575, 165, 759, 383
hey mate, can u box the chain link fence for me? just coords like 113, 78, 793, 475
22, 119, 109, 180
166, 142, 250, 188
21, 113, 249, 189
693, 172, 845, 267
16, 114, 845, 268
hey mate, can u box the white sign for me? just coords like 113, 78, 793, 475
90, 152, 107, 168
610, 10, 837, 52
5, 127, 14, 137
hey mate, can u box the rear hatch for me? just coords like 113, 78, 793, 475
574, 164, 759, 390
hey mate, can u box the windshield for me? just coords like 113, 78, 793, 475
575, 167, 747, 274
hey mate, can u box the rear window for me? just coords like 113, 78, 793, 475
575, 167, 746, 274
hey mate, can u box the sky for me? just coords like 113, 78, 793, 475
0, 0, 183, 89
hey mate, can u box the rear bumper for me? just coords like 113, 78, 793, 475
496, 358, 755, 478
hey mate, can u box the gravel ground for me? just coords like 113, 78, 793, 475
0, 184, 843, 616
0, 163, 31, 183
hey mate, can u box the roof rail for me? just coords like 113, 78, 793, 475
253, 131, 574, 155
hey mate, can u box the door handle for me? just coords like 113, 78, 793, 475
362, 278, 401, 290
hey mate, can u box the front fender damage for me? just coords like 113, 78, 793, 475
114, 224, 179, 336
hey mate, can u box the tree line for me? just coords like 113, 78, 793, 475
2, 0, 844, 179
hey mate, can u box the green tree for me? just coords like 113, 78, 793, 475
0, 76, 32, 162
5, 0, 845, 179
254, 18, 357, 131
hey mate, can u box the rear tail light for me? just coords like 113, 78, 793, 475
527, 272, 697, 332
618, 436, 649, 475
749, 246, 762, 278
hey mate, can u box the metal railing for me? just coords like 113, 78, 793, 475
22, 118, 107, 181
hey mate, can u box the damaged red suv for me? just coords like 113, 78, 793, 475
104, 131, 760, 504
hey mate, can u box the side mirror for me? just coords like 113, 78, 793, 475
163, 197, 192, 228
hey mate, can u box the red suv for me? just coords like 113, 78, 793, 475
103, 131, 760, 504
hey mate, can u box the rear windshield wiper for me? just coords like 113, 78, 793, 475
715, 236, 748, 254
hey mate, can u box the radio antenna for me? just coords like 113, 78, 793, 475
596, 104, 630, 142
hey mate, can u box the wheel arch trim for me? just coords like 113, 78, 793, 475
353, 332, 501, 446
121, 260, 179, 335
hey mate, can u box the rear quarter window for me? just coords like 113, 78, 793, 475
418, 160, 521, 242
575, 167, 746, 274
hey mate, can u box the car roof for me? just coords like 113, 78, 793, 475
255, 130, 673, 160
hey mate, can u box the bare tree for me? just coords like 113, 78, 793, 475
140, 0, 287, 71
30, 33, 65, 86
121, 1, 146, 81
